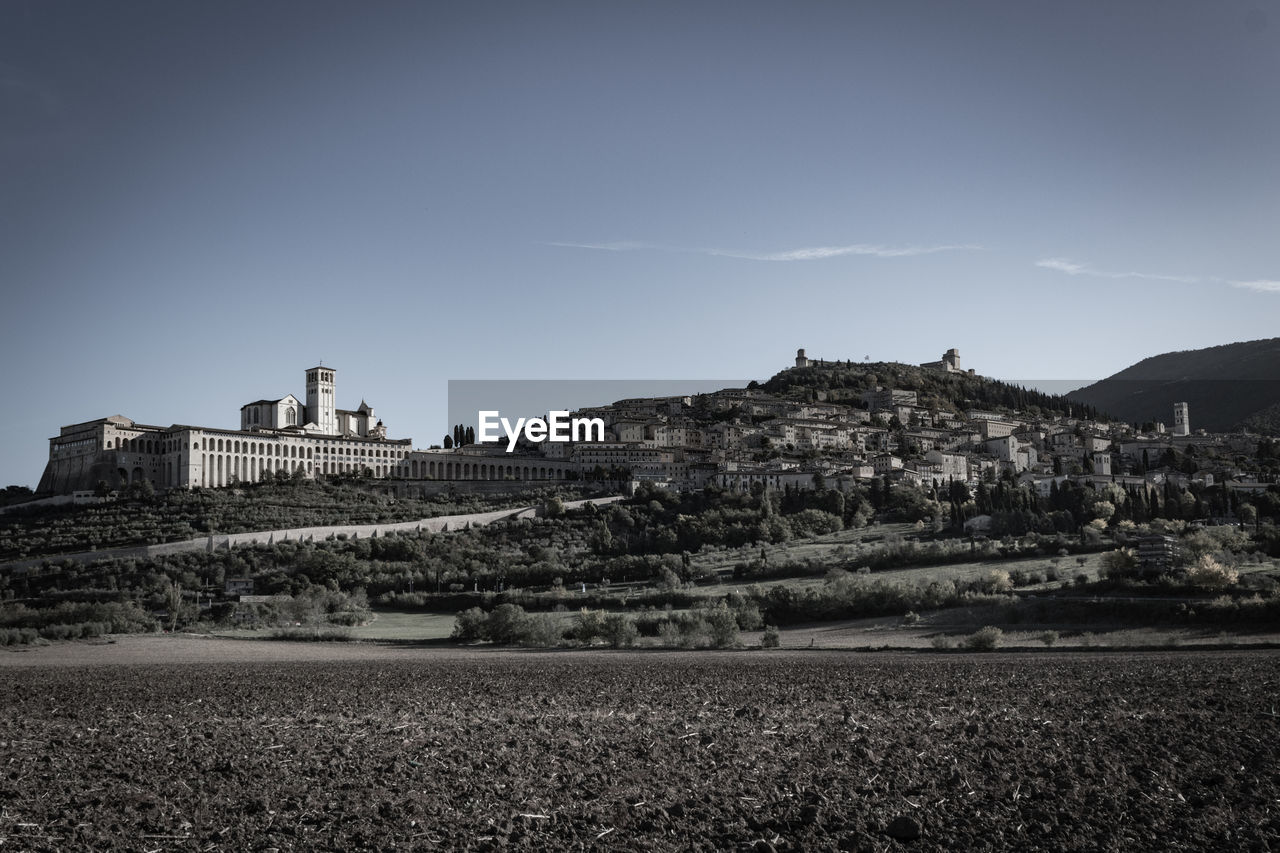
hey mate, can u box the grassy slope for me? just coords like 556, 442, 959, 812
0, 480, 575, 561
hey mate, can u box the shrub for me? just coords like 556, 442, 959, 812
761, 624, 781, 648
705, 602, 740, 648
658, 620, 683, 648
269, 626, 352, 641
485, 604, 530, 645
521, 613, 563, 648
1185, 555, 1239, 591
574, 608, 606, 644
930, 635, 951, 650
1101, 548, 1138, 578
39, 623, 77, 641
730, 599, 764, 631
451, 607, 489, 642
657, 613, 708, 648
980, 570, 1012, 594
902, 611, 920, 625
1, 627, 39, 645
963, 626, 1003, 651
1038, 630, 1059, 647
601, 613, 638, 648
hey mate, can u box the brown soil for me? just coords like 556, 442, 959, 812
2, 643, 1278, 850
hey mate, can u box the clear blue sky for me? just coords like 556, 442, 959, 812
2, 1, 1278, 488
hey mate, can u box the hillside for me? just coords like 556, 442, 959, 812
0, 478, 582, 562
1067, 338, 1280, 433
762, 360, 1102, 420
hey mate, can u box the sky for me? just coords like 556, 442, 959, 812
2, 1, 1278, 488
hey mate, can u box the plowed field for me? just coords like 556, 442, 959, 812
3, 648, 1278, 851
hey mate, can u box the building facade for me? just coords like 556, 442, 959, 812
39, 367, 414, 494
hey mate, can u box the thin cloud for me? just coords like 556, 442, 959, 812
1035, 258, 1088, 275
1038, 257, 1280, 293
1034, 257, 1198, 283
1230, 279, 1280, 293
547, 240, 982, 261
544, 240, 663, 252
708, 244, 981, 261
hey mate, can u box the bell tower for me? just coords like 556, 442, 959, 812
306, 366, 337, 434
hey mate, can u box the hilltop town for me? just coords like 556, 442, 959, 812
4, 347, 1279, 653
517, 346, 1272, 507
29, 350, 1278, 519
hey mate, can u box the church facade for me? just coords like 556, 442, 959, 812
38, 366, 413, 495
38, 365, 582, 496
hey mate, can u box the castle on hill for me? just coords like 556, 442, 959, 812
794, 347, 973, 375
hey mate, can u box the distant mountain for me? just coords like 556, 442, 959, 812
1067, 338, 1280, 434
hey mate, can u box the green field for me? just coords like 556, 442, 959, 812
686, 522, 919, 575
211, 610, 459, 642
679, 551, 1104, 601
348, 610, 458, 641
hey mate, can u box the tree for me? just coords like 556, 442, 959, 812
486, 604, 530, 645
705, 602, 740, 648
452, 607, 488, 641
575, 609, 606, 644
443, 435, 453, 449
165, 580, 183, 632
963, 626, 1002, 651
1185, 555, 1238, 590
602, 614, 638, 648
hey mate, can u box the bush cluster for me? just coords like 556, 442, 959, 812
650, 602, 741, 649
452, 603, 637, 649
963, 625, 1003, 651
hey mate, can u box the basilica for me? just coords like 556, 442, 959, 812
38, 366, 413, 494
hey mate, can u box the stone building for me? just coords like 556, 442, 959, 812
38, 367, 412, 494
920, 348, 963, 373
1173, 402, 1190, 437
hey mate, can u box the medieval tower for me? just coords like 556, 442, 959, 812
306, 366, 338, 435
1173, 401, 1190, 437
